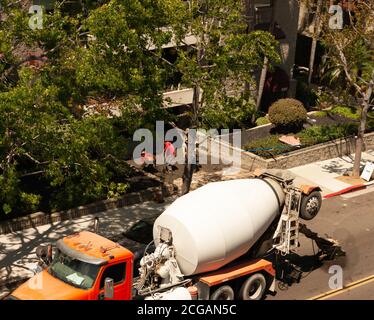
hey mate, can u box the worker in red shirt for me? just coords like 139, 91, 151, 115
164, 140, 177, 171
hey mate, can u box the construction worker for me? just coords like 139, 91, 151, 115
164, 140, 177, 172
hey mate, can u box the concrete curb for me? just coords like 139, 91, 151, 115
0, 184, 179, 235
323, 181, 374, 199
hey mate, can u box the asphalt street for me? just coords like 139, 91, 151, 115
1, 185, 373, 300
270, 190, 374, 300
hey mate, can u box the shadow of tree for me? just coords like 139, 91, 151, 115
321, 159, 349, 174
320, 153, 374, 175
0, 198, 173, 286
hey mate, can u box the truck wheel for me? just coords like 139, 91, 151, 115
300, 191, 322, 220
239, 273, 267, 300
210, 285, 234, 300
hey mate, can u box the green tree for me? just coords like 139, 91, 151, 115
0, 68, 131, 214
319, 1, 374, 177
0, 0, 187, 215
169, 0, 280, 193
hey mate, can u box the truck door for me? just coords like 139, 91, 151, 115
97, 262, 128, 300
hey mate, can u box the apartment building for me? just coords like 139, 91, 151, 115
5, 1, 302, 114
164, 0, 301, 112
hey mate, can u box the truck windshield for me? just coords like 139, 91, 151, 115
48, 250, 100, 290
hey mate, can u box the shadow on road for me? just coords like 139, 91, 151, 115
0, 199, 172, 287
272, 229, 346, 289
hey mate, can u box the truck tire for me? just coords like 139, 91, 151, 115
210, 285, 234, 300
238, 273, 267, 300
300, 191, 322, 220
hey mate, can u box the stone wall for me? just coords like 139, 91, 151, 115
0, 184, 178, 235
2, 132, 373, 235
241, 132, 374, 170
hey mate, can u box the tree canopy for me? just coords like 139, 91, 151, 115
0, 0, 280, 215
318, 0, 374, 176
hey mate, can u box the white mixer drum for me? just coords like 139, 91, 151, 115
153, 178, 284, 276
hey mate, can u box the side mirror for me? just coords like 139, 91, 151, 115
104, 278, 114, 299
35, 244, 53, 266
131, 287, 138, 299
47, 244, 53, 263
35, 245, 46, 259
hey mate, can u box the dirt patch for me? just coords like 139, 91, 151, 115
335, 176, 366, 186
127, 174, 161, 192
307, 113, 358, 127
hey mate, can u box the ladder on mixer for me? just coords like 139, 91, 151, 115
273, 189, 302, 255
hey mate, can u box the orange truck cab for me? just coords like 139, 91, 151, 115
9, 231, 134, 300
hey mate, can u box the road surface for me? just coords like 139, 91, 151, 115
1, 186, 373, 300
271, 190, 374, 300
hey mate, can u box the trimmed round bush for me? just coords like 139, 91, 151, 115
268, 98, 307, 130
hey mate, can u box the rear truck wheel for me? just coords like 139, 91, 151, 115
210, 285, 235, 300
300, 191, 322, 220
238, 273, 267, 300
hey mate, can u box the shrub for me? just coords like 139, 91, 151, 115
202, 95, 255, 129
107, 182, 130, 199
298, 123, 358, 146
330, 106, 360, 120
313, 110, 328, 118
295, 80, 318, 108
245, 123, 359, 159
268, 98, 307, 131
255, 116, 270, 126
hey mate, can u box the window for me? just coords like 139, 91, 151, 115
99, 263, 127, 289
49, 250, 100, 290
255, 3, 273, 25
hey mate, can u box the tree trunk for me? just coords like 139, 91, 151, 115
308, 0, 323, 86
308, 38, 317, 85
181, 85, 199, 195
158, 166, 166, 203
256, 56, 269, 112
181, 127, 196, 195
182, 37, 204, 195
191, 85, 200, 128
244, 0, 256, 123
182, 163, 194, 195
255, 0, 276, 114
352, 85, 373, 177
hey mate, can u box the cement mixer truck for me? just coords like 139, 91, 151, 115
6, 170, 343, 300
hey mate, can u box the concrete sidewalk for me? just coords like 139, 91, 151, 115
0, 197, 176, 296
289, 150, 374, 197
